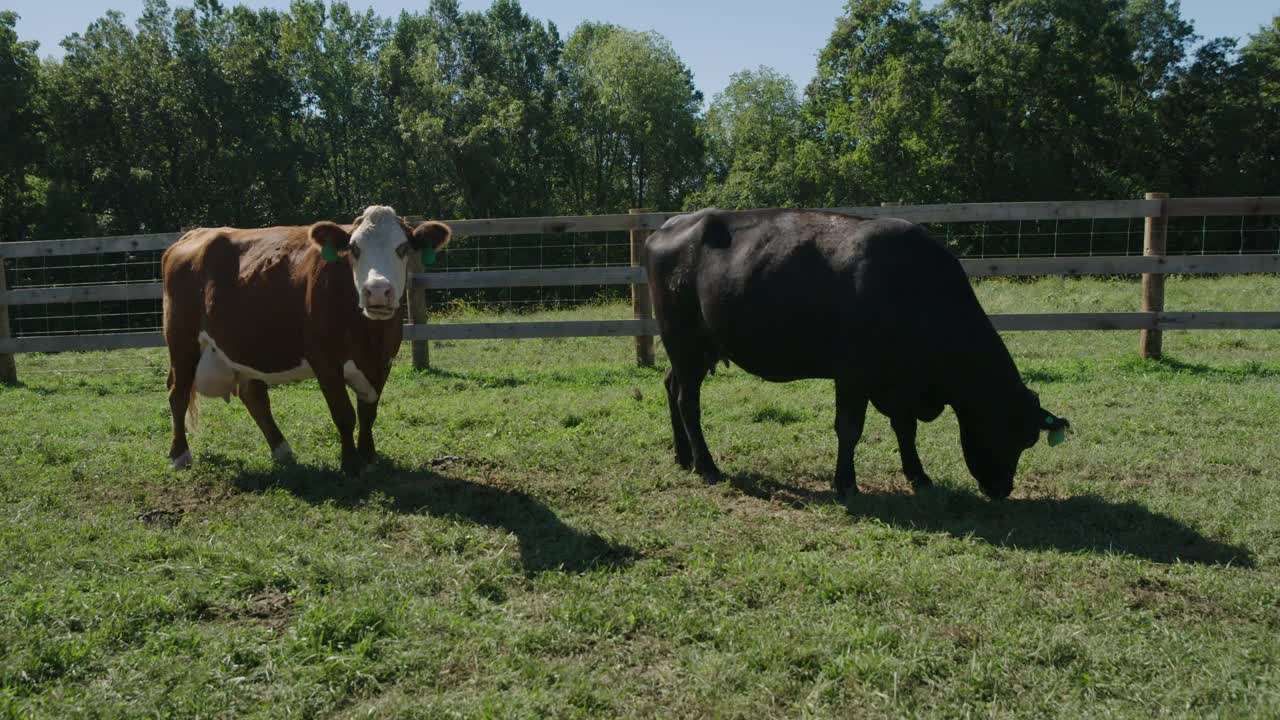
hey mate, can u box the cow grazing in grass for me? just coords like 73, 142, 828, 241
161, 206, 451, 476
645, 209, 1069, 499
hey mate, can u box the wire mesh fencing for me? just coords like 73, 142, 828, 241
929, 215, 1280, 258
420, 229, 635, 312
3, 213, 1278, 341
6, 249, 166, 338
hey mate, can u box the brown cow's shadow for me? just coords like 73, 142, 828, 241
225, 457, 634, 575
730, 473, 1254, 568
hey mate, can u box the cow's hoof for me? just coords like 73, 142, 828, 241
675, 455, 693, 471
699, 469, 723, 485
907, 472, 933, 489
271, 442, 297, 464
341, 456, 365, 478
170, 450, 192, 470
833, 473, 856, 497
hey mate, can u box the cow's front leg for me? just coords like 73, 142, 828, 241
355, 366, 390, 464
890, 415, 931, 489
315, 366, 362, 476
834, 379, 868, 497
357, 400, 378, 463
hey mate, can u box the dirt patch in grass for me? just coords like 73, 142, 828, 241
141, 476, 243, 518
136, 508, 183, 529
245, 588, 295, 632
208, 587, 296, 633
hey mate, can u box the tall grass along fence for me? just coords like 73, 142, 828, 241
1, 195, 1278, 383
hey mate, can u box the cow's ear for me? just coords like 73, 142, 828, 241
409, 221, 452, 252
309, 222, 351, 255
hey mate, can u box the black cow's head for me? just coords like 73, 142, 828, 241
959, 387, 1069, 499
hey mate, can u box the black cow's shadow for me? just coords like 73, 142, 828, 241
730, 472, 839, 509
227, 458, 634, 575
730, 473, 1254, 568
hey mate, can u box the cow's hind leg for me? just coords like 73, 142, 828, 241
165, 342, 199, 470
663, 369, 693, 470
833, 378, 869, 497
890, 415, 931, 489
673, 364, 721, 484
239, 379, 293, 463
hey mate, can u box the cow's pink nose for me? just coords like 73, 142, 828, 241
363, 281, 395, 307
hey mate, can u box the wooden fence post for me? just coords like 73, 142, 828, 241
0, 258, 16, 384
629, 208, 655, 368
1140, 192, 1169, 360
407, 253, 430, 371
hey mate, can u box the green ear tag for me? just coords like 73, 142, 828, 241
321, 241, 339, 262
422, 247, 438, 266
1048, 426, 1066, 447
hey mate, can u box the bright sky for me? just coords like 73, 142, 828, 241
7, 0, 1278, 101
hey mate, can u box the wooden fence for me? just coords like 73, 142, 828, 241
1, 195, 1278, 384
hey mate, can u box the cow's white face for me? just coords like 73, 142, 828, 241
348, 206, 413, 320
309, 206, 452, 321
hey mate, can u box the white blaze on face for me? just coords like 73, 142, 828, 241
349, 205, 411, 320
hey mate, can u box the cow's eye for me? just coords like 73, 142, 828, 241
395, 243, 409, 258
350, 244, 362, 259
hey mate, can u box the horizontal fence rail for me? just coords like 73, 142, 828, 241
2, 255, 1279, 307
1, 195, 1278, 381
7, 312, 1280, 356
2, 196, 1277, 258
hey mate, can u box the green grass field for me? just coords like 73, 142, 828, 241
3, 276, 1279, 718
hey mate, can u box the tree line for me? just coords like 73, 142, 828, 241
1, 0, 1277, 243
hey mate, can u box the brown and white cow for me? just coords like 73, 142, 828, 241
161, 205, 451, 475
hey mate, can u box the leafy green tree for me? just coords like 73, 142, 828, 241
41, 7, 160, 235
281, 0, 394, 218
939, 0, 1144, 200
0, 11, 44, 242
390, 0, 563, 218
804, 0, 1209, 203
805, 0, 950, 204
1124, 0, 1197, 95
556, 23, 703, 212
14, 0, 1274, 245
688, 67, 821, 209
1154, 15, 1278, 196
1236, 16, 1280, 193
40, 0, 306, 236
168, 1, 307, 226
1156, 38, 1248, 195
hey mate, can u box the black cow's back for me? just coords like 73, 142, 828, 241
645, 209, 991, 388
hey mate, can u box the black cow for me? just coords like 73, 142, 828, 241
644, 209, 1069, 499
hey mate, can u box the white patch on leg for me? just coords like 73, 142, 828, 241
171, 449, 192, 470
343, 361, 379, 404
271, 441, 296, 464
